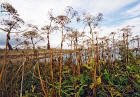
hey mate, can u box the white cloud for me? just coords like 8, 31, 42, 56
122, 17, 140, 26
99, 17, 140, 38
4, 0, 72, 26
1, 0, 140, 48
2, 0, 138, 26
87, 0, 138, 14
121, 17, 140, 36
124, 3, 140, 18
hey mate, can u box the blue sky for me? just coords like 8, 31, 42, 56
102, 0, 140, 27
0, 0, 140, 48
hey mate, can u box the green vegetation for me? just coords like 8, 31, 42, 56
0, 2, 140, 97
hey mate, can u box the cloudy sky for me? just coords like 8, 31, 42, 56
0, 0, 140, 48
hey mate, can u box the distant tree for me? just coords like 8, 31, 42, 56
120, 26, 133, 65
51, 6, 77, 96
110, 32, 116, 64
22, 24, 48, 96
55, 15, 70, 97
82, 12, 103, 57
0, 3, 24, 95
41, 25, 58, 50
0, 2, 17, 15
82, 12, 103, 96
99, 36, 106, 65
22, 24, 44, 50
135, 35, 140, 55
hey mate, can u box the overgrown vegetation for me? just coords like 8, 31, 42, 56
0, 2, 140, 97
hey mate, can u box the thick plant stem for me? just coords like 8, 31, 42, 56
102, 44, 105, 65
59, 53, 63, 97
126, 33, 129, 65
93, 64, 97, 97
93, 44, 97, 97
0, 32, 9, 96
91, 32, 94, 58
47, 31, 50, 49
36, 57, 48, 97
44, 53, 47, 68
34, 46, 48, 96
88, 47, 91, 60
97, 44, 101, 75
69, 52, 76, 97
20, 57, 26, 97
59, 24, 63, 97
50, 53, 55, 96
106, 40, 111, 66
113, 36, 116, 64
77, 53, 80, 77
